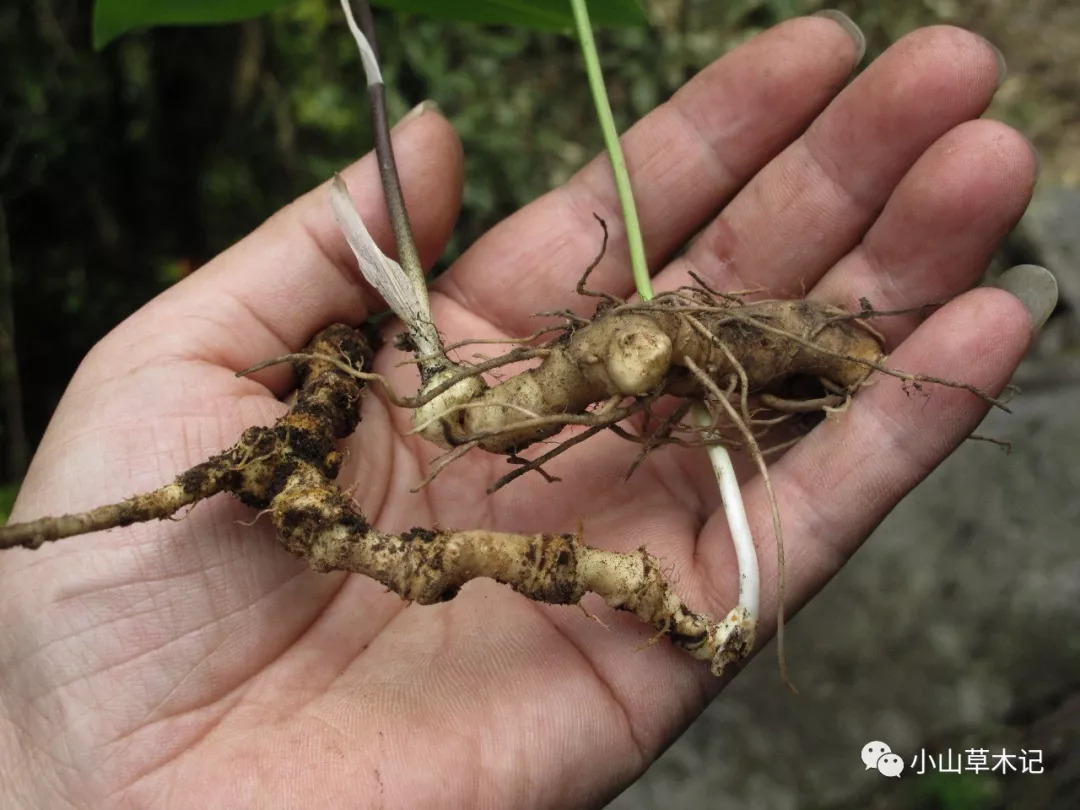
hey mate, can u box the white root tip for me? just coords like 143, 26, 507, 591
695, 406, 760, 624
691, 403, 760, 677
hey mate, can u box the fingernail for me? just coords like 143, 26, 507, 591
982, 37, 1007, 89
996, 265, 1058, 332
814, 10, 866, 67
398, 99, 441, 128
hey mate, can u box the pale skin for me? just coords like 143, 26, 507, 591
0, 18, 1039, 809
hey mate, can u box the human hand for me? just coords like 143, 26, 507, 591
0, 15, 1050, 808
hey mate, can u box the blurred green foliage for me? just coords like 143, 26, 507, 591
1, 0, 1072, 487
914, 772, 1000, 810
0, 483, 17, 525
93, 0, 647, 50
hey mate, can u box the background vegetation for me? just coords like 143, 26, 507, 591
1, 0, 1076, 520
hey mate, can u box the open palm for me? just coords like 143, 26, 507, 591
1, 17, 1040, 809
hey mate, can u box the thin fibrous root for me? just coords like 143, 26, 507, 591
397, 325, 569, 367
574, 214, 622, 307
967, 433, 1012, 452
817, 298, 943, 331
622, 400, 693, 481
412, 440, 479, 491
487, 398, 651, 493
758, 392, 846, 413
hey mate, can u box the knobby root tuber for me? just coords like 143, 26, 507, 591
413, 293, 886, 455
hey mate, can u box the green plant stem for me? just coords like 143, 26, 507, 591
570, 0, 652, 301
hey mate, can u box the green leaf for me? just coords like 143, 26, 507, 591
93, 1, 292, 49
370, 0, 645, 30
93, 0, 646, 49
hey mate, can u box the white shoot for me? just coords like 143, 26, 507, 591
338, 0, 382, 86
694, 404, 759, 649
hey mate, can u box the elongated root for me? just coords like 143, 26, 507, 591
276, 460, 749, 675
413, 293, 888, 455
408, 288, 1009, 485
0, 322, 749, 676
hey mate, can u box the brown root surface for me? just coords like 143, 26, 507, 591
0, 320, 749, 676
418, 292, 886, 454
0, 288, 1004, 679
0, 323, 370, 550
274, 458, 748, 675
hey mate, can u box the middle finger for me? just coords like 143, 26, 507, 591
658, 26, 1004, 298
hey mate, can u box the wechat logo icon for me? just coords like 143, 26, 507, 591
862, 741, 904, 778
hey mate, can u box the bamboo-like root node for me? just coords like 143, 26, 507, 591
274, 464, 751, 674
